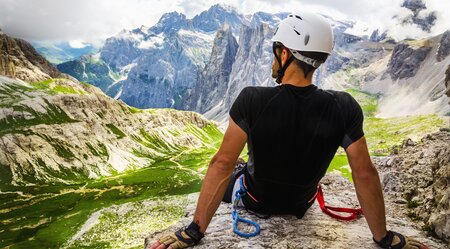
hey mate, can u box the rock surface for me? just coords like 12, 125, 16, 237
437, 30, 450, 62
184, 24, 238, 113
385, 43, 431, 80
446, 65, 450, 101
376, 131, 450, 244
0, 31, 63, 82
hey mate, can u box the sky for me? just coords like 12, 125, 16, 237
0, 0, 449, 47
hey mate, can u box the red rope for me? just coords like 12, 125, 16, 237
316, 185, 363, 221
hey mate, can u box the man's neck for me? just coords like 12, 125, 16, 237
281, 66, 313, 87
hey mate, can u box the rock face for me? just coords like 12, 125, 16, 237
0, 31, 63, 82
375, 131, 450, 243
362, 32, 450, 117
144, 172, 447, 249
437, 30, 450, 62
184, 24, 238, 113
446, 65, 450, 101
385, 43, 432, 80
57, 54, 119, 96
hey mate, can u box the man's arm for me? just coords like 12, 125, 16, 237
192, 118, 247, 233
345, 136, 387, 241
149, 118, 246, 249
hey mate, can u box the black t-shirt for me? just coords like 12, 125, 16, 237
229, 84, 364, 216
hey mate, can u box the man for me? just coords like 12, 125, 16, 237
149, 12, 429, 249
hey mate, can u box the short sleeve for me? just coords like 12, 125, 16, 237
229, 87, 252, 134
340, 93, 364, 149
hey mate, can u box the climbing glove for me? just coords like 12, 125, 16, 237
158, 222, 204, 249
373, 230, 429, 249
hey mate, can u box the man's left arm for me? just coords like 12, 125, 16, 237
149, 118, 247, 249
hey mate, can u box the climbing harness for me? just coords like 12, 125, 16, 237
231, 178, 363, 238
232, 176, 261, 237
316, 184, 363, 221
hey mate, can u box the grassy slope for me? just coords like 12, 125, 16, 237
0, 122, 223, 248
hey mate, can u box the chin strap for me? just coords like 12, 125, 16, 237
273, 42, 294, 84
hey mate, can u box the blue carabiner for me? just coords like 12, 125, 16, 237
232, 176, 261, 237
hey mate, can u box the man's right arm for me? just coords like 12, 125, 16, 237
345, 136, 387, 241
346, 136, 429, 249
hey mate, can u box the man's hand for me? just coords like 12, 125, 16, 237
147, 231, 192, 249
147, 222, 204, 249
374, 230, 429, 249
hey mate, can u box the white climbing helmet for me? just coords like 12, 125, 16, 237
272, 12, 334, 60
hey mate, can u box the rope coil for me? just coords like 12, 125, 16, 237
232, 177, 261, 237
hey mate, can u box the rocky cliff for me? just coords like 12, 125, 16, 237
183, 24, 238, 113
57, 54, 120, 96
384, 43, 432, 80
446, 65, 450, 102
376, 131, 450, 244
361, 32, 450, 117
0, 31, 63, 82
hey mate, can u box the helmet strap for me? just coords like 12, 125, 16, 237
276, 56, 294, 84
273, 43, 294, 84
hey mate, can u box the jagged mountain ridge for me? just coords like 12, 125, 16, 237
55, 3, 450, 124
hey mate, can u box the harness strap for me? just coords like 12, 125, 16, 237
316, 184, 363, 221
232, 176, 261, 237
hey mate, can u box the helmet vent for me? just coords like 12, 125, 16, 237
304, 34, 310, 45
294, 29, 301, 36
294, 15, 303, 20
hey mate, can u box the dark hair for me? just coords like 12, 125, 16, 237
293, 51, 329, 78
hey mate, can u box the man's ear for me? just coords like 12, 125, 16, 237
281, 48, 290, 66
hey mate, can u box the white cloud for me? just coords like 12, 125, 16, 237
0, 0, 448, 46
68, 40, 88, 49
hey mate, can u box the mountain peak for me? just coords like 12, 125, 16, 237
209, 3, 238, 13
192, 3, 243, 33
150, 11, 188, 34
158, 11, 187, 24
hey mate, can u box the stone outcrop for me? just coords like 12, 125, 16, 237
184, 24, 238, 113
446, 65, 450, 101
375, 131, 450, 243
437, 30, 450, 62
0, 31, 63, 82
385, 43, 432, 80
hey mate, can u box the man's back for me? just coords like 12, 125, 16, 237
229, 84, 364, 217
